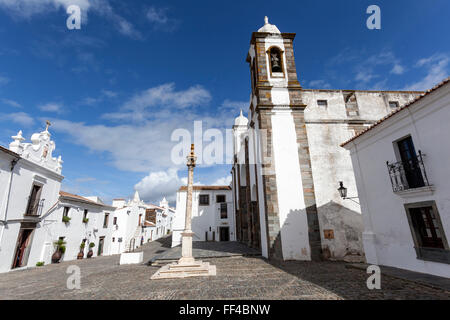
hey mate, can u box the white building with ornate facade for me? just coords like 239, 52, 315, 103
0, 126, 64, 272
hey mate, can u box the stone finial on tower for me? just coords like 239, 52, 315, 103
264, 16, 269, 24
45, 120, 51, 132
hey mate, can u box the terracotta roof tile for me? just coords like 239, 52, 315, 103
341, 77, 450, 147
59, 191, 106, 206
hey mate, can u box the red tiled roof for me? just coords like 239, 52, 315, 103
341, 77, 450, 147
59, 191, 106, 206
178, 185, 231, 191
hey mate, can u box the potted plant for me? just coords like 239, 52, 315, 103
82, 217, 89, 224
51, 239, 66, 263
62, 215, 71, 224
77, 242, 85, 259
36, 261, 44, 267
87, 242, 95, 258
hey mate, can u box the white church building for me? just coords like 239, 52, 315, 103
230, 17, 423, 261
342, 78, 450, 277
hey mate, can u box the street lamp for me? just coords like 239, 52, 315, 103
337, 181, 347, 199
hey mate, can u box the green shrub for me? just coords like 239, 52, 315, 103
82, 218, 89, 223
89, 242, 95, 248
62, 216, 71, 223
36, 261, 44, 267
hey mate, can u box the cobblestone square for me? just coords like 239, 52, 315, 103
0, 238, 448, 300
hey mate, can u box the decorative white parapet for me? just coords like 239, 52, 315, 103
8, 122, 63, 174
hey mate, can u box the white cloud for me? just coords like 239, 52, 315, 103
0, 112, 34, 126
391, 64, 405, 75
39, 102, 63, 113
220, 99, 249, 114
1, 98, 21, 108
146, 6, 179, 31
404, 53, 449, 91
0, 0, 141, 39
134, 168, 183, 203
307, 79, 332, 89
0, 75, 10, 86
103, 83, 211, 122
211, 176, 231, 186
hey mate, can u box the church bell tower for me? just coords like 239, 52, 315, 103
246, 17, 322, 261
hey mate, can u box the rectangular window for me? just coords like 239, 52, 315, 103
103, 213, 109, 228
405, 202, 450, 264
389, 101, 399, 109
199, 194, 210, 206
409, 206, 444, 249
83, 209, 88, 220
216, 195, 226, 203
220, 203, 228, 219
317, 100, 328, 108
62, 207, 70, 220
113, 217, 117, 225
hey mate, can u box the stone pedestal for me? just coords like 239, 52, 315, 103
151, 144, 216, 280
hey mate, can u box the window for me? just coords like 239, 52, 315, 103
103, 213, 109, 228
220, 203, 228, 219
62, 207, 70, 221
113, 217, 117, 225
405, 202, 449, 264
317, 100, 328, 108
216, 195, 226, 203
112, 237, 115, 242
199, 194, 210, 206
83, 209, 88, 220
25, 184, 42, 216
389, 101, 399, 109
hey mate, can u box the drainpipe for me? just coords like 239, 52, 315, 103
0, 157, 20, 249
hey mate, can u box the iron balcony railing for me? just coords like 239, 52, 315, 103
25, 198, 45, 216
386, 150, 430, 192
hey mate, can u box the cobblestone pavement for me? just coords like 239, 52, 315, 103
0, 237, 449, 300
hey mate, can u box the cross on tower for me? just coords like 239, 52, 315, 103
45, 120, 51, 131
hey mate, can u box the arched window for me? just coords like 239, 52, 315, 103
268, 46, 283, 75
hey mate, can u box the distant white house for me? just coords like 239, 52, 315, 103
0, 127, 64, 273
172, 186, 235, 247
53, 191, 116, 261
342, 78, 450, 278
111, 192, 174, 254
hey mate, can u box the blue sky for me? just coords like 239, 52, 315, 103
0, 0, 449, 204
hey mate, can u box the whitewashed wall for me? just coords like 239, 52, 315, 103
344, 83, 450, 277
172, 189, 235, 247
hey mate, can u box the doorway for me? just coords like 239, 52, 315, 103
219, 227, 230, 241
97, 237, 105, 256
12, 228, 35, 269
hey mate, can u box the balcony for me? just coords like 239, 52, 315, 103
25, 198, 45, 217
387, 151, 432, 196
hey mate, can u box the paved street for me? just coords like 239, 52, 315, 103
0, 236, 449, 300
